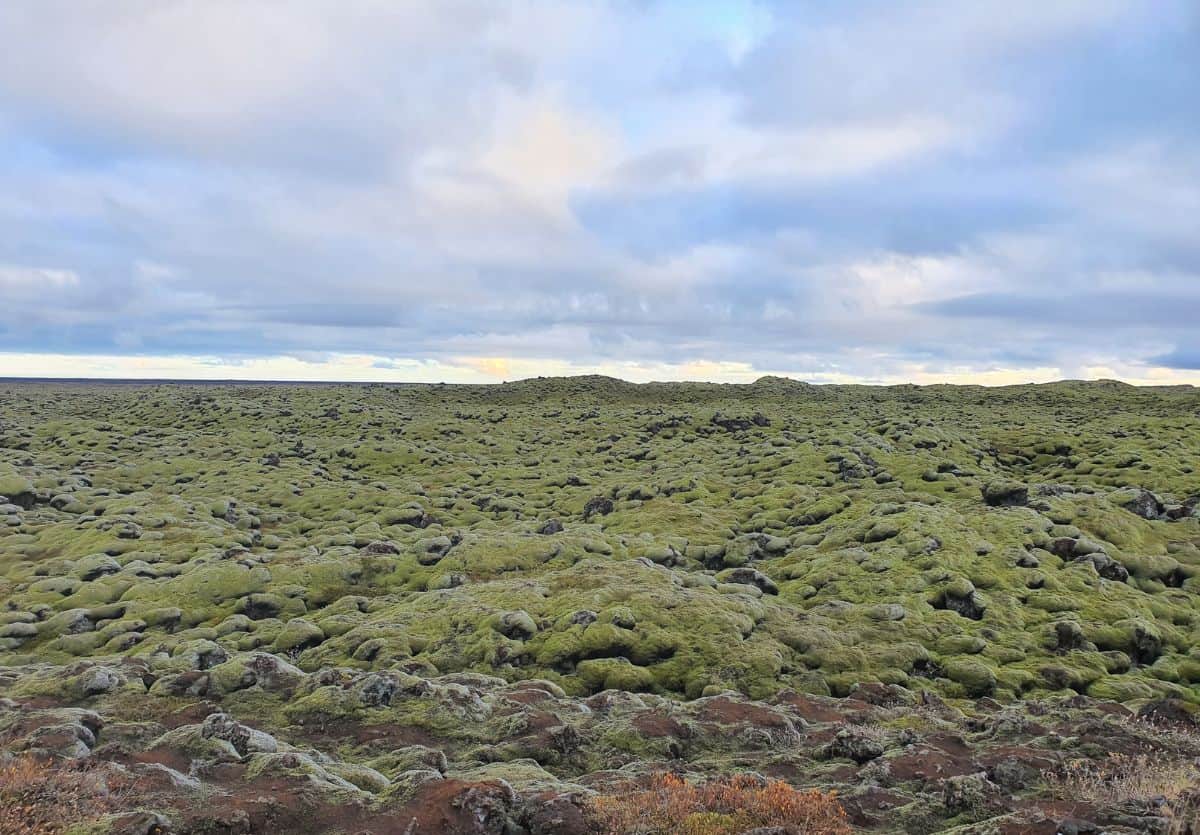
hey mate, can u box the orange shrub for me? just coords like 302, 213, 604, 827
0, 755, 125, 835
587, 772, 852, 835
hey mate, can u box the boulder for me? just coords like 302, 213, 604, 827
495, 610, 538, 640
981, 480, 1028, 507
1116, 488, 1164, 520
1073, 552, 1129, 582
78, 666, 124, 696
582, 496, 614, 520
717, 567, 779, 595
201, 713, 280, 757
415, 535, 454, 565
943, 771, 1001, 815
361, 540, 401, 555
825, 726, 885, 763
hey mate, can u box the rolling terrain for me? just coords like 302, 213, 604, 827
2, 377, 1199, 834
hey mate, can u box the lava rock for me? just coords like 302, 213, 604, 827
825, 727, 885, 763
717, 567, 779, 595
79, 666, 124, 696
362, 540, 401, 555
495, 610, 538, 640
943, 771, 1001, 815
1117, 488, 1165, 520
981, 480, 1029, 507
538, 518, 564, 535
583, 496, 614, 520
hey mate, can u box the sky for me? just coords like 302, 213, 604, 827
0, 1, 1197, 385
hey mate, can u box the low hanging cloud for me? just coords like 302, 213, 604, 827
0, 0, 1197, 383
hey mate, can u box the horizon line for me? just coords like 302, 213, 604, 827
1, 374, 1194, 390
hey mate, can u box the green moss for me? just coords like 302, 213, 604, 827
273, 618, 325, 653
943, 658, 997, 697
2, 378, 1200, 715
575, 658, 655, 692
0, 472, 35, 500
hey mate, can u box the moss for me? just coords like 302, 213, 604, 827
0, 472, 36, 502
863, 520, 901, 542
279, 686, 368, 722
1087, 618, 1163, 663
242, 752, 364, 796
942, 658, 997, 697
937, 636, 987, 655
3, 378, 1200, 715
273, 618, 325, 653
1086, 676, 1159, 702
324, 761, 390, 793
63, 812, 169, 835
575, 658, 655, 692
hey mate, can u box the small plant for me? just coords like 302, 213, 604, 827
1170, 790, 1200, 835
586, 772, 852, 835
1169, 789, 1200, 835
1051, 753, 1200, 832
1052, 753, 1198, 804
0, 755, 125, 835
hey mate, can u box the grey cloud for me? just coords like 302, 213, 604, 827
922, 289, 1200, 329
1154, 348, 1200, 371
0, 1, 1196, 382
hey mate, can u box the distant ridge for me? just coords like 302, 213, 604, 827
0, 374, 1194, 394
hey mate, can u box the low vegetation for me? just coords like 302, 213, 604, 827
1052, 752, 1200, 832
0, 755, 127, 835
0, 377, 1198, 832
587, 773, 851, 835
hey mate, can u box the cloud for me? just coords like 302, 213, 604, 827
5, 350, 1198, 388
0, 266, 79, 289
0, 1, 1196, 383
1152, 348, 1200, 371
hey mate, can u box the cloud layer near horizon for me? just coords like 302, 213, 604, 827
1, 1, 1197, 383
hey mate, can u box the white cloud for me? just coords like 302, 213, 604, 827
0, 266, 79, 289
0, 2, 1193, 384
4, 350, 1197, 387
484, 100, 617, 214
841, 251, 997, 311
728, 117, 964, 184
133, 260, 179, 282
415, 92, 620, 228
0, 2, 505, 156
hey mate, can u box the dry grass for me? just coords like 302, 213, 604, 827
586, 772, 852, 835
1170, 791, 1200, 835
1118, 712, 1200, 752
1051, 753, 1200, 833
0, 755, 127, 835
1054, 753, 1198, 804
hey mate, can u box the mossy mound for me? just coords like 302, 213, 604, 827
0, 378, 1197, 706
1, 377, 1199, 832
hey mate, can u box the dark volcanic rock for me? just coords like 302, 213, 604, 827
825, 726, 885, 763
582, 496, 614, 520
981, 480, 1028, 507
710, 412, 770, 431
538, 518, 564, 535
362, 539, 401, 555
1137, 698, 1199, 728
942, 771, 1001, 816
1118, 488, 1165, 520
1072, 551, 1130, 582
720, 567, 780, 595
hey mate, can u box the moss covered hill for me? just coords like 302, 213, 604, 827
2, 377, 1200, 834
